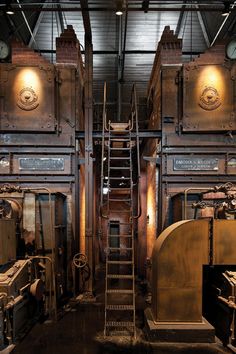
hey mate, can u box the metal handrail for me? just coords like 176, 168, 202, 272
100, 82, 109, 218
131, 84, 141, 219
100, 82, 106, 217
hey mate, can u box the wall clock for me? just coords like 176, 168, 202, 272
226, 38, 236, 59
0, 40, 10, 60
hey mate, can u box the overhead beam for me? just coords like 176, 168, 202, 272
15, 0, 38, 49
1, 6, 233, 13
76, 130, 162, 139
80, 0, 92, 43
56, 4, 65, 34
3, 12, 25, 43
28, 0, 50, 47
35, 49, 203, 55
211, 1, 236, 46
175, 1, 187, 36
195, 4, 210, 47
80, 0, 94, 295
121, 2, 128, 82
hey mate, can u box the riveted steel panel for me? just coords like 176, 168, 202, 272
213, 220, 236, 265
0, 64, 55, 132
227, 155, 236, 175
152, 219, 209, 322
0, 219, 16, 264
166, 154, 225, 175
0, 155, 10, 174
12, 154, 71, 175
183, 64, 235, 131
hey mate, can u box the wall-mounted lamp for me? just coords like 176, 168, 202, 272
222, 1, 231, 16
6, 5, 14, 15
103, 187, 109, 195
142, 0, 149, 13
116, 0, 125, 15
147, 214, 150, 224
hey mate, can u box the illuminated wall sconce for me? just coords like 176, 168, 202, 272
103, 186, 109, 195
142, 0, 149, 13
6, 4, 14, 15
116, 0, 126, 15
5, 0, 14, 15
222, 1, 231, 16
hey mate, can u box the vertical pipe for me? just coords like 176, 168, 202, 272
117, 15, 122, 122
84, 40, 94, 294
211, 2, 236, 47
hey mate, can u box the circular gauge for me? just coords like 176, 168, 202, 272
226, 38, 236, 59
0, 40, 9, 60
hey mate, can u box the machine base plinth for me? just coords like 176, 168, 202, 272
144, 308, 215, 343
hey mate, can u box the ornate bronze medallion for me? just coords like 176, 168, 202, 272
199, 86, 221, 111
17, 87, 39, 111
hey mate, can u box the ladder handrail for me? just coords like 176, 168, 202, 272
103, 81, 108, 131
131, 84, 141, 219
100, 82, 109, 218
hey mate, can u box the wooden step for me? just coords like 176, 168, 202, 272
110, 147, 131, 151
109, 247, 132, 251
110, 157, 130, 160
108, 234, 132, 238
107, 261, 132, 264
106, 289, 133, 294
109, 177, 131, 180
106, 321, 134, 327
109, 209, 131, 212
110, 138, 130, 142
107, 274, 133, 279
109, 187, 131, 191
106, 305, 134, 310
110, 122, 130, 131
110, 166, 131, 170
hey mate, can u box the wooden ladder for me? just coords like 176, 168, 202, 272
104, 121, 136, 337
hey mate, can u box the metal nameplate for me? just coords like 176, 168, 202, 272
228, 158, 236, 167
174, 158, 219, 171
19, 158, 65, 171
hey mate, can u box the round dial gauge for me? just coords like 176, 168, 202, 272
0, 40, 9, 60
226, 39, 236, 59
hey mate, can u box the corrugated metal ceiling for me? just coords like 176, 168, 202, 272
1, 1, 236, 110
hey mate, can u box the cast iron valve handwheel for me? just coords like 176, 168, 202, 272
73, 253, 88, 269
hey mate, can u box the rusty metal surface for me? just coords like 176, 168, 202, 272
152, 219, 209, 322
213, 220, 236, 265
166, 155, 224, 175
156, 64, 236, 231
182, 64, 235, 132
13, 155, 72, 175
0, 219, 16, 264
0, 133, 73, 146
84, 41, 94, 294
0, 64, 55, 132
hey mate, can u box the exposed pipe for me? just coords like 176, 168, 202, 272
184, 187, 215, 219
1, 6, 233, 13
211, 1, 236, 46
117, 14, 123, 122
16, 0, 39, 50
121, 2, 128, 82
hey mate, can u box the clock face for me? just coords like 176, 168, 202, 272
226, 39, 236, 59
0, 40, 9, 60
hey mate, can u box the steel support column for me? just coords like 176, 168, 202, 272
80, 0, 94, 294
84, 41, 94, 294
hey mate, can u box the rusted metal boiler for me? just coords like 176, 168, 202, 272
144, 26, 236, 347
0, 25, 85, 350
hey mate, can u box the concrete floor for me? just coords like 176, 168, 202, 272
11, 266, 233, 354
11, 301, 232, 354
